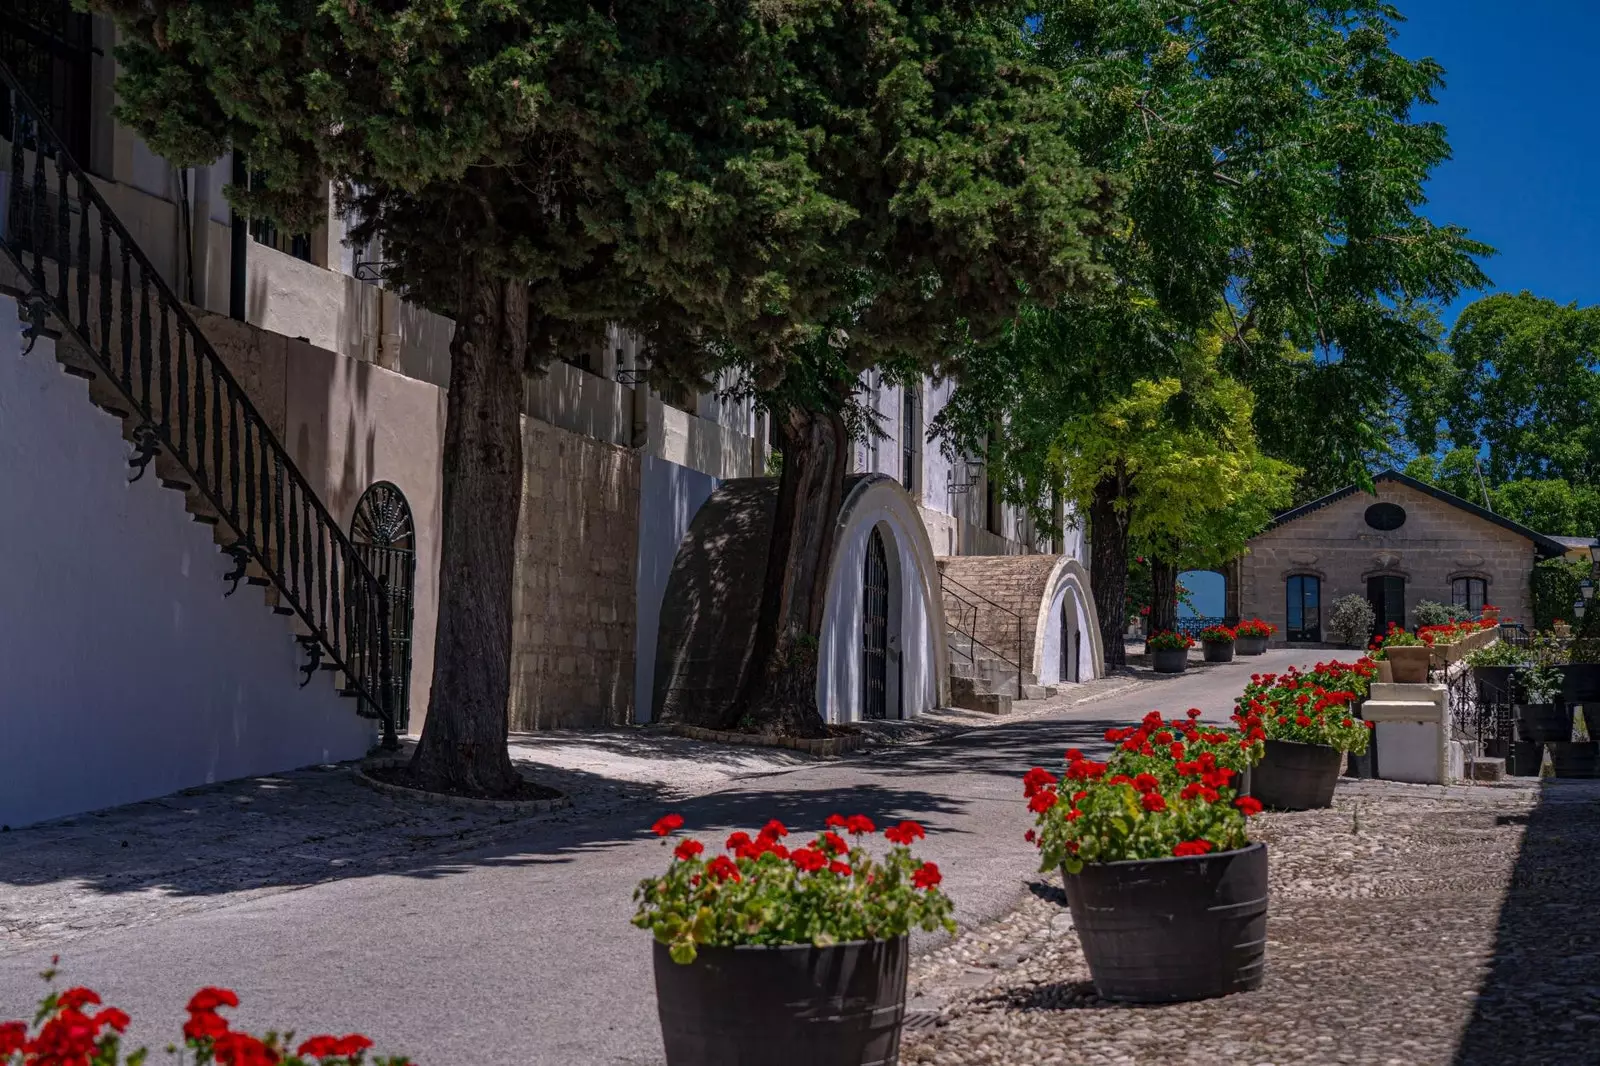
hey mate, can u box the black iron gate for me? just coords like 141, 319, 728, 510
0, 1, 94, 165
862, 527, 890, 721
1060, 594, 1074, 683
351, 482, 416, 731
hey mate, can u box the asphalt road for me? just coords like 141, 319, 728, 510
0, 649, 1318, 1064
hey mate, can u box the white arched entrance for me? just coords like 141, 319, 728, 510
1034, 558, 1101, 686
817, 476, 947, 723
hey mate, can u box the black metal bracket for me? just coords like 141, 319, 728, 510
298, 636, 323, 688
222, 542, 251, 597
127, 423, 161, 482
19, 293, 49, 356
616, 366, 647, 386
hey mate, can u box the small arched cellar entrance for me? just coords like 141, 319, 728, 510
1035, 559, 1101, 687
651, 474, 946, 729
350, 481, 417, 731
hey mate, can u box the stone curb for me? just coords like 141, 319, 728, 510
352, 761, 571, 814
667, 723, 866, 758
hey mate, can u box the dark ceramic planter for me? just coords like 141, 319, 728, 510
1249, 739, 1342, 810
1235, 636, 1269, 656
1547, 741, 1600, 779
1203, 640, 1235, 663
1151, 648, 1189, 673
1561, 663, 1600, 705
1063, 843, 1268, 1003
1508, 741, 1544, 777
1513, 703, 1573, 744
653, 937, 907, 1066
1472, 665, 1521, 706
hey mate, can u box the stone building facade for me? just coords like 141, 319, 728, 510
1239, 471, 1566, 645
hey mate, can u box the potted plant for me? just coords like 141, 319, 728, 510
1552, 618, 1572, 639
1147, 630, 1195, 673
635, 812, 954, 1065
1199, 624, 1236, 663
1513, 658, 1571, 743
1371, 623, 1430, 682
1464, 639, 1528, 704
1235, 660, 1376, 809
1327, 595, 1376, 650
1233, 619, 1275, 656
1561, 613, 1600, 704
1023, 718, 1267, 1003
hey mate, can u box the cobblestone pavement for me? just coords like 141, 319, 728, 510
903, 777, 1600, 1066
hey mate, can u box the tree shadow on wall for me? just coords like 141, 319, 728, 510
1452, 779, 1600, 1065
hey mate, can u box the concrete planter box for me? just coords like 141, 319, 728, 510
1428, 627, 1497, 668
1387, 646, 1432, 683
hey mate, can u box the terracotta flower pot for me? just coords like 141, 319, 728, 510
1386, 646, 1431, 683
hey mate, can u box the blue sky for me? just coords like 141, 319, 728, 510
1394, 1, 1599, 320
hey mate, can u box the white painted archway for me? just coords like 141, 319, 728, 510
1034, 558, 1102, 685
817, 476, 948, 722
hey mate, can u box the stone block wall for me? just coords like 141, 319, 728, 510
510, 417, 641, 729
937, 554, 1061, 672
1239, 480, 1540, 644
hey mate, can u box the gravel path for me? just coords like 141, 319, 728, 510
902, 777, 1600, 1066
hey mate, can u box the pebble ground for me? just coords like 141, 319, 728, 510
903, 777, 1600, 1066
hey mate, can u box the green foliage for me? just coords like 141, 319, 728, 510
1463, 641, 1533, 668
1532, 557, 1591, 631
1328, 595, 1377, 649
1491, 479, 1600, 537
633, 817, 954, 964
1414, 600, 1472, 627
1146, 630, 1196, 651
938, 0, 1490, 508
1437, 292, 1600, 486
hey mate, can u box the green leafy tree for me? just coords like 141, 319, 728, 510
1048, 365, 1297, 662
1439, 292, 1600, 485
1404, 446, 1494, 505
934, 0, 1488, 667
100, 0, 1115, 760
1531, 557, 1592, 632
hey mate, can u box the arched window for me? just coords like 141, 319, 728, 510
1286, 575, 1321, 642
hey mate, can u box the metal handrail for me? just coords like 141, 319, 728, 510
0, 62, 396, 744
940, 573, 1024, 696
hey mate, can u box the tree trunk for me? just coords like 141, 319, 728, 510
408, 269, 527, 796
1089, 470, 1133, 670
1149, 556, 1179, 634
732, 404, 850, 738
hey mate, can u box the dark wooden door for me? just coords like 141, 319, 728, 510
862, 529, 890, 720
1368, 575, 1406, 637
1286, 575, 1321, 642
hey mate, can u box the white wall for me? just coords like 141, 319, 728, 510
633, 455, 721, 723
1037, 563, 1100, 685
817, 476, 947, 722
0, 297, 375, 828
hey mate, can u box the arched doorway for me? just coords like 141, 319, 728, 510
350, 482, 416, 731
1059, 592, 1081, 683
862, 526, 892, 720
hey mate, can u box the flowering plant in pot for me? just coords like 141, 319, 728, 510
1198, 624, 1236, 662
1022, 735, 1267, 1004
1513, 658, 1572, 743
1370, 622, 1430, 682
1235, 659, 1376, 809
635, 813, 954, 1065
1146, 630, 1195, 673
1232, 619, 1275, 655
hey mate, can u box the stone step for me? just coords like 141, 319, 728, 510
1462, 756, 1506, 782
951, 677, 1013, 716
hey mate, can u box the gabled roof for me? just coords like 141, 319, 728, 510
1265, 470, 1570, 558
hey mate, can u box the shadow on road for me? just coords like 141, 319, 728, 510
1453, 779, 1600, 1065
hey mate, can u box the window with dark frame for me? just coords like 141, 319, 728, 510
1286, 574, 1321, 642
901, 383, 920, 495
0, 0, 95, 166
1452, 576, 1487, 614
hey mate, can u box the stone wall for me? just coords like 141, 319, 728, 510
1239, 480, 1541, 644
937, 554, 1061, 675
510, 418, 641, 729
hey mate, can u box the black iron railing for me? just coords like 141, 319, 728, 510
0, 62, 397, 745
941, 573, 1024, 696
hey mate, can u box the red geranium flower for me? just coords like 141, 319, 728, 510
297, 1036, 343, 1058
706, 855, 741, 882
825, 813, 848, 830
188, 988, 241, 1013
1172, 840, 1213, 857
884, 820, 927, 845
1141, 792, 1167, 813
1022, 767, 1059, 797
828, 861, 853, 877
184, 1010, 231, 1041
762, 819, 789, 839
1187, 708, 1203, 719
1023, 829, 1037, 843
58, 987, 101, 1011
1235, 796, 1264, 816
789, 846, 827, 872
820, 830, 849, 854
725, 831, 752, 851
911, 862, 942, 890
674, 839, 705, 861
1027, 789, 1059, 812
651, 813, 685, 837
1132, 773, 1161, 794
844, 814, 876, 835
